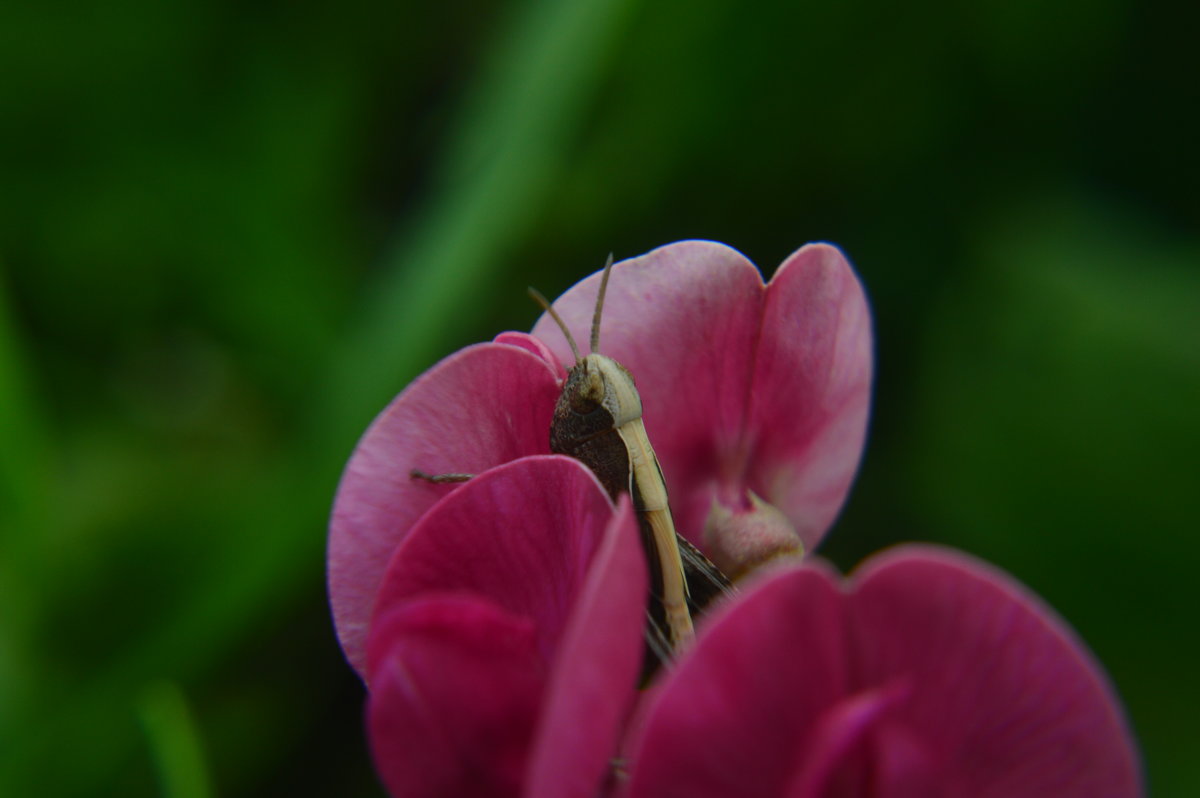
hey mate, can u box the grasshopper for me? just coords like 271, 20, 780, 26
531, 256, 731, 662
414, 256, 732, 665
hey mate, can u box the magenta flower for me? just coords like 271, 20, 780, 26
328, 241, 1140, 797
621, 546, 1142, 798
329, 240, 871, 674
348, 462, 1141, 797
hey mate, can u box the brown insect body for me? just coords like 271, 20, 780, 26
549, 356, 639, 499
542, 262, 732, 664
550, 353, 695, 652
414, 258, 733, 663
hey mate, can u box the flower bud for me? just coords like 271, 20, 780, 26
702, 491, 804, 580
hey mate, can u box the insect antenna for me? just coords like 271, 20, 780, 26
590, 253, 614, 354
528, 287, 582, 365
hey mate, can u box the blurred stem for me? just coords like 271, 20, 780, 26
323, 0, 636, 450
0, 265, 48, 743
139, 682, 214, 798
0, 265, 49, 537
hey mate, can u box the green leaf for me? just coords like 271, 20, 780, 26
139, 682, 214, 798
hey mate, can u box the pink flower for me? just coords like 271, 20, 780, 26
352, 462, 1141, 797
329, 240, 872, 675
621, 546, 1142, 798
328, 240, 1140, 797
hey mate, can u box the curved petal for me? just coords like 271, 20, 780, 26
371, 456, 620, 665
329, 343, 560, 676
625, 548, 1141, 798
368, 458, 646, 798
367, 597, 545, 798
531, 241, 766, 544
747, 243, 873, 551
848, 545, 1142, 798
531, 241, 872, 555
526, 496, 646, 798
494, 331, 568, 379
783, 686, 920, 798
623, 565, 849, 798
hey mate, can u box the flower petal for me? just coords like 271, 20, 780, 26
624, 547, 1142, 798
367, 597, 546, 798
371, 456, 621, 664
531, 241, 765, 544
329, 343, 560, 676
526, 496, 646, 798
494, 331, 568, 379
748, 243, 873, 551
623, 564, 849, 798
783, 685, 918, 798
532, 241, 872, 557
367, 457, 646, 798
848, 545, 1142, 798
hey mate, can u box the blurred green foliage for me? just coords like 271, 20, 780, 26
1, 0, 1196, 794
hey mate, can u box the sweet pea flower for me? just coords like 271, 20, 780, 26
358, 463, 1141, 797
621, 546, 1143, 798
329, 241, 871, 675
329, 240, 1140, 797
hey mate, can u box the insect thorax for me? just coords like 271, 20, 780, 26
550, 355, 643, 501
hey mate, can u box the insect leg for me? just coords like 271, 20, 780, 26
409, 469, 474, 483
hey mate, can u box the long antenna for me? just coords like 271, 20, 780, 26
528, 287, 582, 365
590, 253, 614, 354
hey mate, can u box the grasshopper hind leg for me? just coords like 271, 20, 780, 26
640, 610, 674, 685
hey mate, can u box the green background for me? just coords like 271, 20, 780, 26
2, 0, 1196, 794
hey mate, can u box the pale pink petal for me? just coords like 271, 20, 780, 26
747, 243, 873, 551
494, 331, 568, 379
623, 565, 849, 798
329, 343, 560, 676
532, 242, 871, 555
849, 546, 1142, 798
526, 496, 645, 798
367, 597, 545, 798
531, 241, 765, 544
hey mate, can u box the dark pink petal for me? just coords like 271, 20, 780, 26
623, 564, 850, 798
367, 457, 645, 798
747, 244, 873, 552
784, 687, 941, 798
367, 597, 546, 798
329, 343, 560, 676
372, 456, 621, 662
530, 241, 766, 545
526, 495, 646, 798
624, 548, 1141, 798
848, 546, 1142, 798
864, 720, 944, 798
